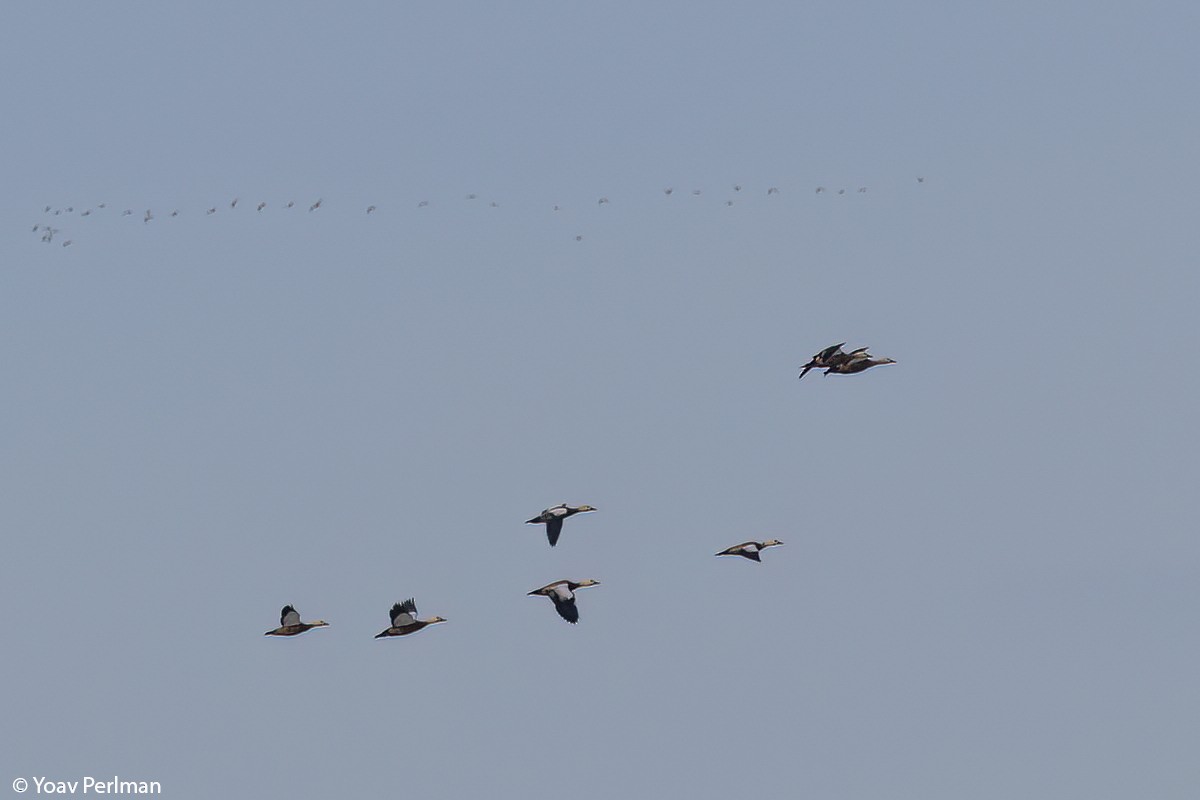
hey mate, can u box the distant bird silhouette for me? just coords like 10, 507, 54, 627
664, 187, 674, 195
62, 240, 72, 248
917, 177, 924, 183
858, 187, 867, 193
837, 189, 846, 195
257, 202, 266, 212
466, 193, 477, 200
122, 209, 132, 217
206, 208, 216, 215
43, 205, 51, 213
286, 201, 295, 208
490, 201, 499, 208
366, 205, 376, 214
66, 207, 73, 213
575, 235, 583, 241
767, 187, 780, 195
81, 209, 91, 217
230, 197, 238, 209
144, 210, 153, 223
309, 199, 322, 212
692, 189, 702, 195
417, 200, 429, 208
171, 210, 179, 217
815, 187, 825, 194
374, 599, 446, 638
598, 197, 609, 205
726, 200, 734, 206
264, 605, 328, 637
98, 203, 106, 209
528, 579, 600, 624
734, 184, 742, 192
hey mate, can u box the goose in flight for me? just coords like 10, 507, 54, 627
309, 199, 322, 212
528, 579, 600, 624
798, 343, 848, 380
716, 539, 783, 562
264, 605, 329, 636
375, 598, 446, 638
526, 503, 597, 547
825, 353, 896, 375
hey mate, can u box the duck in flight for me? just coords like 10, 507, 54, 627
264, 605, 329, 636
825, 351, 895, 375
526, 503, 597, 546
374, 598, 446, 638
528, 579, 600, 624
799, 342, 848, 380
716, 540, 784, 562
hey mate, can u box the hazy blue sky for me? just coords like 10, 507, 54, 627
4, 3, 1198, 798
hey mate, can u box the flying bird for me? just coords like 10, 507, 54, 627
62, 240, 73, 248
144, 210, 153, 223
598, 197, 609, 205
206, 208, 216, 215
526, 503, 597, 547
767, 187, 780, 195
231, 197, 239, 209
528, 579, 600, 624
824, 353, 896, 375
264, 605, 329, 637
798, 342, 848, 380
366, 205, 376, 214
309, 199, 322, 212
257, 202, 266, 212
374, 598, 446, 638
716, 539, 784, 563
664, 187, 674, 195
286, 201, 295, 208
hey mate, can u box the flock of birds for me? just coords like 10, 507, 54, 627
27, 177, 927, 249
264, 342, 895, 639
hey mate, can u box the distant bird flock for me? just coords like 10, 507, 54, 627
26, 177, 928, 249
264, 347, 893, 638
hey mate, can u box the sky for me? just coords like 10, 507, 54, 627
3, 2, 1199, 798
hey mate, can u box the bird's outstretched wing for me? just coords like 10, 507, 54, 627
546, 516, 564, 546
553, 596, 579, 624
390, 599, 418, 627
280, 605, 300, 627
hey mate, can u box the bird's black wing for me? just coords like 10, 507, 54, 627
553, 596, 580, 624
390, 599, 418, 626
280, 605, 299, 626
546, 516, 564, 546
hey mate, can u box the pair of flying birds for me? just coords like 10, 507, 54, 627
262, 600, 445, 638
798, 343, 896, 379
